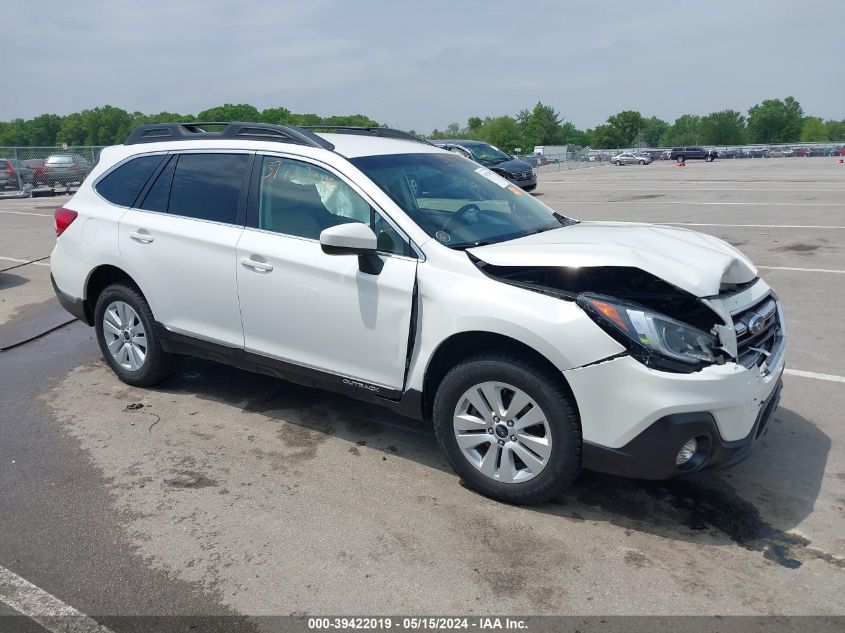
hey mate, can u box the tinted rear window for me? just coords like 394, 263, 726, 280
167, 153, 249, 224
47, 156, 73, 164
95, 155, 165, 207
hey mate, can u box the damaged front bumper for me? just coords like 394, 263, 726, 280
563, 347, 785, 480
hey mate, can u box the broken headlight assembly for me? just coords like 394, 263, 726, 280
577, 293, 720, 372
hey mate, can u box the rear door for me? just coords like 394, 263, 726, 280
118, 151, 253, 348
236, 154, 417, 391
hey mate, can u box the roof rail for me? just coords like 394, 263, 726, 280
123, 122, 335, 151
300, 126, 431, 145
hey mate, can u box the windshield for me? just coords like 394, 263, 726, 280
351, 152, 576, 249
464, 143, 511, 165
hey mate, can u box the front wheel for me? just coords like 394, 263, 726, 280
95, 283, 174, 387
676, 155, 685, 163
639, 160, 646, 165
433, 354, 581, 504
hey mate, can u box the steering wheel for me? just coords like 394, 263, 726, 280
441, 203, 481, 234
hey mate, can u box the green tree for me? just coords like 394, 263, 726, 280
747, 97, 803, 143
520, 102, 563, 148
662, 114, 703, 146
605, 110, 646, 146
474, 116, 522, 152
634, 117, 669, 147
826, 119, 845, 141
258, 107, 292, 124
588, 124, 625, 149
467, 117, 483, 132
322, 114, 380, 127
700, 110, 746, 145
800, 116, 827, 142
196, 103, 261, 122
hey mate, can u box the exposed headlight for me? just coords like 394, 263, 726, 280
577, 293, 718, 371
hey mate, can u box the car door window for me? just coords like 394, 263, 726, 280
165, 153, 250, 224
257, 156, 407, 256
96, 154, 165, 207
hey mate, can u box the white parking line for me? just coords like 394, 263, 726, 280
0, 256, 51, 268
0, 564, 115, 633
759, 266, 845, 274
785, 369, 845, 383
663, 222, 845, 229
0, 210, 52, 217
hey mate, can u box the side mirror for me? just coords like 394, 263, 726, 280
319, 223, 383, 275
320, 223, 377, 256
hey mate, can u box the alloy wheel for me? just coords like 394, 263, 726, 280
452, 381, 552, 483
102, 301, 147, 371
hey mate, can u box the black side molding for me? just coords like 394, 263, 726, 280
155, 324, 424, 420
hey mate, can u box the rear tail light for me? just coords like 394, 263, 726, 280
54, 207, 78, 237
4, 162, 13, 175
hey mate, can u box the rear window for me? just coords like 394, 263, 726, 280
47, 156, 73, 164
95, 155, 165, 207
156, 153, 249, 224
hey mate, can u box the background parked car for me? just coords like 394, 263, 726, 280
767, 148, 785, 158
431, 140, 537, 191
792, 147, 812, 157
43, 154, 92, 188
23, 158, 47, 184
742, 148, 767, 158
832, 147, 845, 156
611, 152, 653, 165
669, 147, 716, 162
0, 158, 35, 190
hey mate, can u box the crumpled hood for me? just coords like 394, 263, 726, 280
468, 221, 757, 297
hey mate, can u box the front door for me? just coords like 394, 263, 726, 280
236, 155, 417, 391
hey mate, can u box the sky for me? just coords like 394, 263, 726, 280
2, 0, 843, 133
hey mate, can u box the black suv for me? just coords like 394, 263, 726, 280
431, 140, 537, 191
669, 147, 716, 163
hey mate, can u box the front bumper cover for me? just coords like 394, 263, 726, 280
582, 379, 782, 480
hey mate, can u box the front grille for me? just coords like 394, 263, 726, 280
732, 296, 783, 369
512, 171, 533, 181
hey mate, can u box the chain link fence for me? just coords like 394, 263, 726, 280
0, 146, 102, 198
517, 140, 845, 174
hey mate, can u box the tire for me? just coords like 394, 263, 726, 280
676, 155, 685, 163
615, 160, 622, 166
433, 354, 581, 504
94, 283, 174, 387
639, 160, 645, 165
705, 155, 714, 162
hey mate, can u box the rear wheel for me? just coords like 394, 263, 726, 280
94, 283, 174, 387
705, 155, 714, 162
433, 354, 581, 504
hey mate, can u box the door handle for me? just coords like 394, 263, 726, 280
240, 256, 273, 272
129, 230, 154, 244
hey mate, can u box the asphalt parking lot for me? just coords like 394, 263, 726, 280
1, 158, 843, 629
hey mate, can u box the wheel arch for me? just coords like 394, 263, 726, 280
421, 330, 579, 423
82, 264, 148, 325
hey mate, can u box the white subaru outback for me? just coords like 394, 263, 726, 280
50, 122, 785, 504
